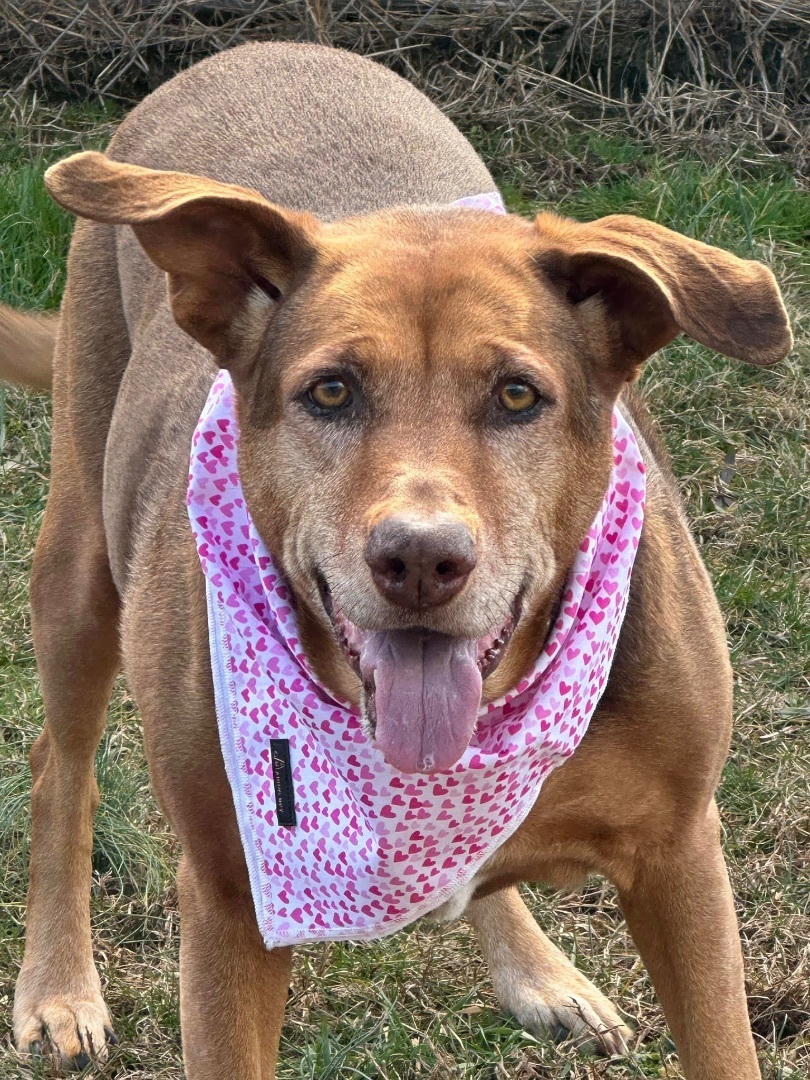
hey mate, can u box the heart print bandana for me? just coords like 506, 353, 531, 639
186, 193, 646, 948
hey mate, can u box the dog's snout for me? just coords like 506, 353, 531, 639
364, 515, 477, 610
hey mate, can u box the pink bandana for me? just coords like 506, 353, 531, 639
186, 194, 646, 949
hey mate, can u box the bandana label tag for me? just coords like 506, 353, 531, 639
270, 740, 297, 826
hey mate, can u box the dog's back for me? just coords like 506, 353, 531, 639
110, 42, 493, 215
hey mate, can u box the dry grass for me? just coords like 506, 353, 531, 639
1, 0, 808, 189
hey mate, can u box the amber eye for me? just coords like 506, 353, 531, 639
498, 382, 539, 413
308, 378, 351, 410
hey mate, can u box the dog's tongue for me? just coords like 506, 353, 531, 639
359, 629, 482, 774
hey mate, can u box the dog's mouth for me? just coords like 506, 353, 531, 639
318, 577, 522, 775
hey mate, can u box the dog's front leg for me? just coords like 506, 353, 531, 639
619, 800, 760, 1079
127, 547, 293, 1077
14, 503, 120, 1068
176, 853, 291, 1078
467, 886, 631, 1055
141, 711, 291, 1078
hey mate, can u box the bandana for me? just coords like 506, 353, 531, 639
186, 193, 646, 949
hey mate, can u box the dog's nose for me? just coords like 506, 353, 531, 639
364, 515, 477, 610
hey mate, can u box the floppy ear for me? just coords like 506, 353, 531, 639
534, 212, 792, 374
45, 151, 319, 366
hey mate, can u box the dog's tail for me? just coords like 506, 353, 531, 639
0, 303, 57, 391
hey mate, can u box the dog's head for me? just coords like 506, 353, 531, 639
47, 152, 792, 773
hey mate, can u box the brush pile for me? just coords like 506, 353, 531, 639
2, 1, 808, 182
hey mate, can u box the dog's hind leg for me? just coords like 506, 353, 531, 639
467, 886, 631, 1056
13, 220, 128, 1068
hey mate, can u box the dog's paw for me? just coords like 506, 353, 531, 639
14, 994, 116, 1072
496, 975, 631, 1057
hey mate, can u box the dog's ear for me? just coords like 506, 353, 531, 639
45, 151, 319, 367
534, 212, 792, 376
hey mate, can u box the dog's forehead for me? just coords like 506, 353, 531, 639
304, 209, 557, 354
317, 208, 537, 294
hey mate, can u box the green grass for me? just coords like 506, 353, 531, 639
1, 103, 808, 1078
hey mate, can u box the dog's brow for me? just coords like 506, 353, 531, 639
484, 344, 561, 393
282, 341, 375, 385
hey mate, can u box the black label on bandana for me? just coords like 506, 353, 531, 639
270, 739, 296, 827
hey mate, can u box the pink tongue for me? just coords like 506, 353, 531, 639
359, 630, 482, 774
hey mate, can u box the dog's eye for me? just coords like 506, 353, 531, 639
498, 382, 538, 414
308, 379, 351, 411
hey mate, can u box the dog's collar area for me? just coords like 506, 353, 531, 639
451, 192, 507, 214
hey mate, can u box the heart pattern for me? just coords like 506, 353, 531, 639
185, 194, 645, 949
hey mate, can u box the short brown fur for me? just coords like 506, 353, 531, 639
6, 42, 791, 1078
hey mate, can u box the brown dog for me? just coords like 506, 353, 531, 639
5, 42, 792, 1078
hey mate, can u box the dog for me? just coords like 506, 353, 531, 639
4, 42, 791, 1078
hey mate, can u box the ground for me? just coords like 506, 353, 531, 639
0, 99, 808, 1078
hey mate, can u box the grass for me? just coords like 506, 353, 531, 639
1, 102, 808, 1078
